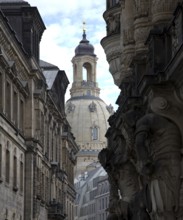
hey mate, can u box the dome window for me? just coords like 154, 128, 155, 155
91, 127, 99, 140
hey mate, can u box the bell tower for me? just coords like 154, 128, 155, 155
66, 25, 113, 177
71, 28, 100, 98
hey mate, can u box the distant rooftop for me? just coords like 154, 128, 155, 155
39, 60, 59, 70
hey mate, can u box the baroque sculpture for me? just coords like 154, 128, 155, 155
99, 109, 183, 220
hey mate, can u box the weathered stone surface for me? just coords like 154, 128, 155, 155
100, 1, 183, 219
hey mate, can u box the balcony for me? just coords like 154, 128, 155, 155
48, 200, 66, 220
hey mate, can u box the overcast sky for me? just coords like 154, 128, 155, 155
27, 0, 120, 109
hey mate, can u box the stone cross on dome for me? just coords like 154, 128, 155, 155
82, 21, 86, 33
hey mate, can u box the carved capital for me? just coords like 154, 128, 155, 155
152, 0, 180, 24
134, 25, 150, 52
134, 0, 149, 18
123, 28, 135, 46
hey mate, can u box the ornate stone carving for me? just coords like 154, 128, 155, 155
135, 113, 182, 219
67, 102, 75, 113
101, 34, 122, 85
123, 28, 135, 46
152, 0, 180, 24
152, 0, 179, 14
134, 25, 150, 52
134, 0, 149, 18
107, 14, 121, 36
106, 104, 114, 114
89, 101, 97, 112
171, 7, 183, 56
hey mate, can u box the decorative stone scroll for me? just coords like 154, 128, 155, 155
67, 102, 75, 113
89, 101, 97, 112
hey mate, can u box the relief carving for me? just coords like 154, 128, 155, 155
99, 108, 151, 220
107, 14, 121, 36
66, 102, 75, 113
171, 9, 183, 56
134, 26, 150, 52
152, 0, 179, 14
123, 28, 135, 46
135, 113, 182, 219
89, 101, 97, 112
134, 0, 149, 18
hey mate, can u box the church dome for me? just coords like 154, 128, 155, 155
66, 28, 113, 176
66, 97, 113, 151
75, 32, 96, 57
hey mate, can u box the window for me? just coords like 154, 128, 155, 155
0, 73, 2, 111
13, 91, 18, 126
40, 112, 44, 144
0, 144, 2, 178
13, 156, 17, 188
87, 90, 91, 96
19, 99, 24, 131
41, 172, 45, 200
6, 149, 10, 183
6, 81, 11, 119
20, 161, 23, 192
92, 127, 98, 140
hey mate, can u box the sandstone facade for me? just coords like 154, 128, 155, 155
100, 1, 183, 219
0, 1, 78, 220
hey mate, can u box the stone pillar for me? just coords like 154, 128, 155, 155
121, 0, 135, 81
134, 0, 151, 54
24, 147, 34, 220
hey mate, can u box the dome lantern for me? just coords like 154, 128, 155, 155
75, 28, 96, 57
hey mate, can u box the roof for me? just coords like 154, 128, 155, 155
40, 60, 59, 89
75, 31, 96, 57
43, 70, 58, 90
39, 60, 59, 70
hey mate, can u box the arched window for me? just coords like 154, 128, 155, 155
83, 62, 92, 82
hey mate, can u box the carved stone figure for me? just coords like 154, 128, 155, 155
135, 113, 182, 219
107, 14, 120, 35
99, 122, 151, 220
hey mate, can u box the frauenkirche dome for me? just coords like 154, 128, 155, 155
66, 29, 113, 176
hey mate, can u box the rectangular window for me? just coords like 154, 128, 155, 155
41, 172, 45, 200
92, 127, 98, 140
40, 112, 44, 144
0, 145, 2, 178
13, 91, 18, 126
13, 156, 17, 188
19, 99, 24, 131
20, 161, 23, 192
5, 81, 11, 119
0, 73, 2, 112
46, 176, 49, 203
5, 149, 10, 183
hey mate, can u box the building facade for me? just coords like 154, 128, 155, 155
66, 30, 113, 177
74, 167, 109, 220
0, 1, 78, 220
99, 0, 183, 219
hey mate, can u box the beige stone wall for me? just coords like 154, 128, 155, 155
0, 5, 78, 220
